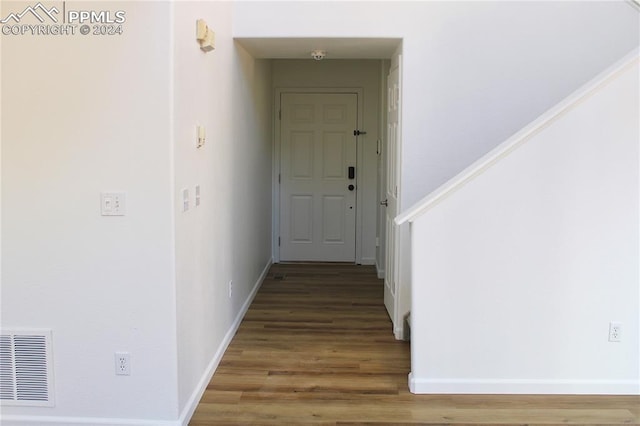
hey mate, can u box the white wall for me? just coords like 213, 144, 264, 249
1, 1, 179, 422
172, 0, 273, 420
271, 59, 383, 264
230, 47, 273, 308
400, 1, 639, 210
173, 1, 234, 415
2, 1, 274, 424
408, 56, 639, 394
233, 0, 640, 209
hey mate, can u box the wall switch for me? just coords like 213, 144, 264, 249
195, 185, 201, 207
228, 280, 233, 299
608, 322, 622, 342
182, 188, 189, 212
115, 352, 130, 375
101, 192, 126, 216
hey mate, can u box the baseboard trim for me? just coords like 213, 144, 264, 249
178, 258, 272, 426
359, 257, 376, 266
408, 373, 640, 395
375, 260, 385, 279
393, 325, 404, 340
0, 416, 178, 426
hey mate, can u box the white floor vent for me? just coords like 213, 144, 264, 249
0, 329, 54, 407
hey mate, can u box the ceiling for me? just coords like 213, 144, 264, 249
235, 38, 401, 60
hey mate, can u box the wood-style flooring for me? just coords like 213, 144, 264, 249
189, 263, 639, 425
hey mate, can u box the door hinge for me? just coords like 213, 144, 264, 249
279, 109, 281, 120
278, 174, 281, 184
278, 237, 281, 246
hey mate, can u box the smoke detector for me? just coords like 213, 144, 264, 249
311, 50, 326, 61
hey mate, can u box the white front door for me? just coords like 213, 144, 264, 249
279, 93, 358, 262
384, 62, 401, 323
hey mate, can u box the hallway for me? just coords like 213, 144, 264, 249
189, 263, 639, 425
190, 263, 409, 424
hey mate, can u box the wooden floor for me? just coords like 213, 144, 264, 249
189, 263, 639, 425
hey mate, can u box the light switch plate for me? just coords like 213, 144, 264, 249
101, 192, 126, 216
196, 125, 205, 148
182, 188, 189, 212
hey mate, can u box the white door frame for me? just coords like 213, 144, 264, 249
273, 87, 365, 263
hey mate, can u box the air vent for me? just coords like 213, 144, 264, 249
0, 330, 54, 407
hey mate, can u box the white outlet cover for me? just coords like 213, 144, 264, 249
609, 322, 622, 342
114, 352, 131, 376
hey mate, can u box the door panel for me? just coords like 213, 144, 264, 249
291, 132, 314, 178
322, 195, 346, 242
280, 93, 358, 262
290, 196, 313, 242
322, 133, 347, 178
384, 62, 401, 323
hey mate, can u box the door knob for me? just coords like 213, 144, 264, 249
380, 199, 388, 206
348, 184, 355, 191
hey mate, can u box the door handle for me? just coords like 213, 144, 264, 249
348, 166, 355, 180
380, 199, 388, 206
348, 184, 355, 191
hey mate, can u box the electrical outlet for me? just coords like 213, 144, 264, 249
608, 322, 622, 342
115, 352, 131, 375
228, 280, 233, 299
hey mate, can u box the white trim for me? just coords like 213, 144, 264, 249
359, 256, 376, 266
272, 88, 281, 262
393, 325, 404, 340
166, 3, 180, 420
408, 375, 640, 395
177, 258, 272, 426
0, 416, 179, 426
408, 372, 416, 394
396, 48, 640, 225
273, 87, 365, 264
375, 262, 385, 279
626, 0, 640, 11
